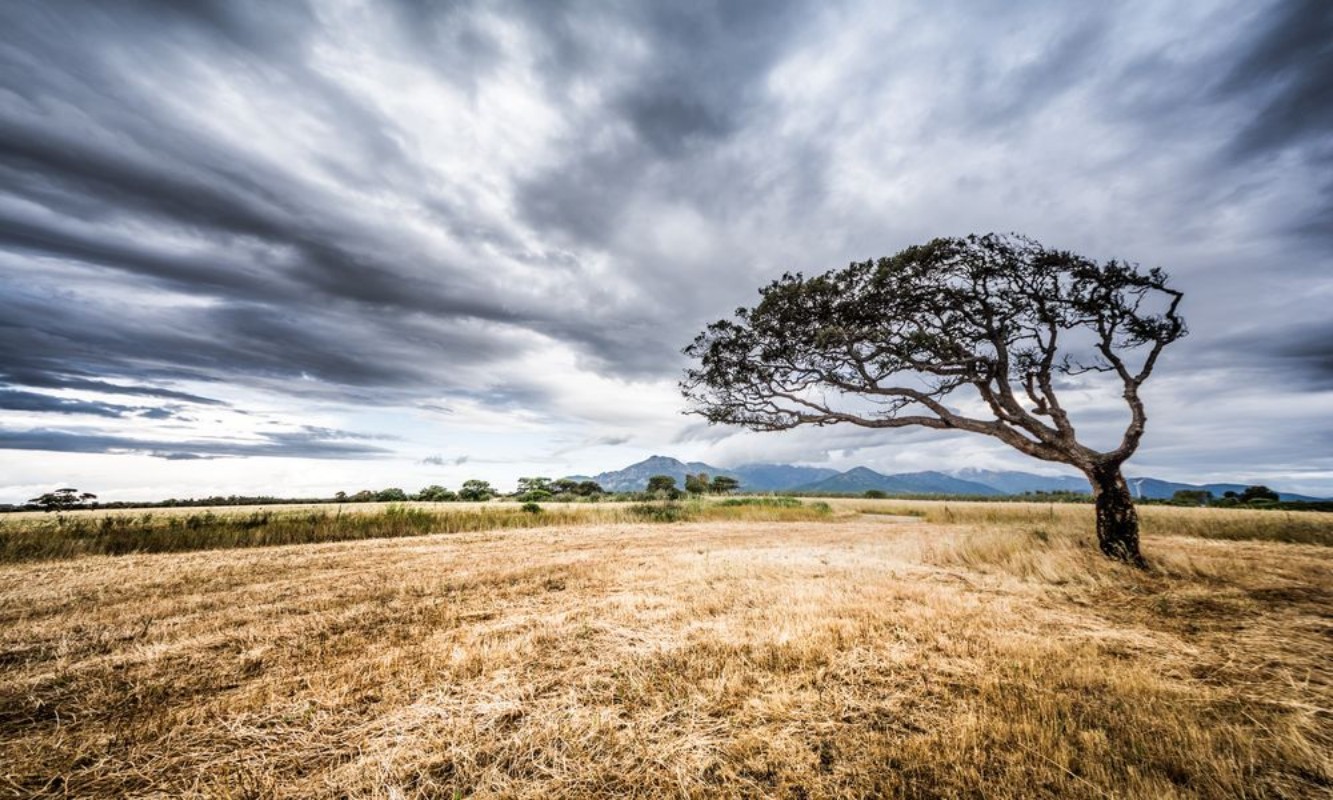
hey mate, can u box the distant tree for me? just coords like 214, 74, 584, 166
684, 472, 711, 495
1171, 489, 1213, 506
375, 488, 408, 502
575, 480, 605, 497
683, 233, 1185, 567
458, 479, 494, 501
334, 490, 348, 502
550, 478, 580, 496
709, 475, 740, 495
350, 490, 376, 502
1239, 485, 1280, 503
517, 477, 552, 495
416, 485, 456, 502
29, 487, 97, 512
646, 475, 680, 499
863, 489, 888, 499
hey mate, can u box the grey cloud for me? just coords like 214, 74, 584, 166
1214, 0, 1333, 158
0, 370, 225, 406
421, 454, 469, 466
0, 390, 140, 418
149, 451, 221, 461
0, 427, 393, 460
0, 1, 1330, 490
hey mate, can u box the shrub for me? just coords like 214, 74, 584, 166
717, 496, 802, 508
522, 502, 542, 514
628, 502, 693, 523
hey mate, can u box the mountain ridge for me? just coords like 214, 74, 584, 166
569, 456, 1327, 500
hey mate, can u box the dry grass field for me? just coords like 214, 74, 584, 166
1, 502, 1330, 798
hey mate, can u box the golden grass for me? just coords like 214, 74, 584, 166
830, 498, 1333, 547
1, 507, 1329, 798
0, 500, 838, 563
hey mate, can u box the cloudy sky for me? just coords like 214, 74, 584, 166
1, 0, 1330, 502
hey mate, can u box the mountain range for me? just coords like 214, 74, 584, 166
569, 456, 1326, 501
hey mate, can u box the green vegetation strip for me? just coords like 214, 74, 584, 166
0, 500, 836, 563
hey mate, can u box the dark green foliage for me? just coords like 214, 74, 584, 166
709, 475, 740, 495
521, 502, 542, 514
863, 489, 888, 499
715, 496, 803, 508
576, 480, 605, 497
646, 475, 680, 499
517, 477, 551, 495
1171, 489, 1213, 506
375, 488, 409, 502
550, 478, 580, 495
29, 488, 97, 512
627, 502, 691, 522
684, 472, 711, 495
415, 485, 457, 502
1239, 485, 1280, 503
458, 479, 494, 501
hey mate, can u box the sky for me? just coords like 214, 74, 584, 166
1, 0, 1331, 502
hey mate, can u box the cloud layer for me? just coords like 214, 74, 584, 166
2, 0, 1330, 499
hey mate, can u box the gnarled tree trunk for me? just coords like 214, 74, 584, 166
1086, 463, 1145, 568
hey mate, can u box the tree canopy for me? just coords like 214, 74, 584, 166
29, 487, 97, 512
682, 233, 1186, 565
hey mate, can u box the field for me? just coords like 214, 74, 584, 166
1, 500, 1330, 798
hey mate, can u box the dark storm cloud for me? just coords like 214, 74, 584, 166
1214, 0, 1333, 158
1, 0, 818, 403
1211, 0, 1333, 243
0, 0, 1329, 483
0, 390, 140, 418
0, 427, 392, 460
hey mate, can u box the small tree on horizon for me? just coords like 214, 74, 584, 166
709, 475, 740, 495
684, 473, 711, 495
1239, 485, 1280, 504
458, 479, 494, 502
683, 233, 1185, 567
29, 487, 97, 512
646, 475, 680, 499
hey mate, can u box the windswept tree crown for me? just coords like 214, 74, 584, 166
682, 234, 1185, 471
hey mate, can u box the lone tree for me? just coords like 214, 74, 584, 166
30, 488, 97, 512
682, 234, 1185, 566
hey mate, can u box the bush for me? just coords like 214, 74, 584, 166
628, 502, 693, 523
522, 502, 542, 514
716, 496, 802, 508
864, 489, 888, 499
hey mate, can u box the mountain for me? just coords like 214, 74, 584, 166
571, 457, 1328, 500
952, 468, 1090, 495
584, 455, 739, 493
951, 470, 1325, 501
794, 467, 1002, 496
1122, 478, 1323, 503
731, 463, 841, 491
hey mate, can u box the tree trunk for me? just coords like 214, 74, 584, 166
1086, 464, 1146, 567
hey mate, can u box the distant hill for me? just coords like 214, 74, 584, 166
731, 463, 840, 491
584, 455, 740, 493
1122, 477, 1323, 503
794, 467, 1002, 496
569, 457, 1327, 500
952, 468, 1089, 495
